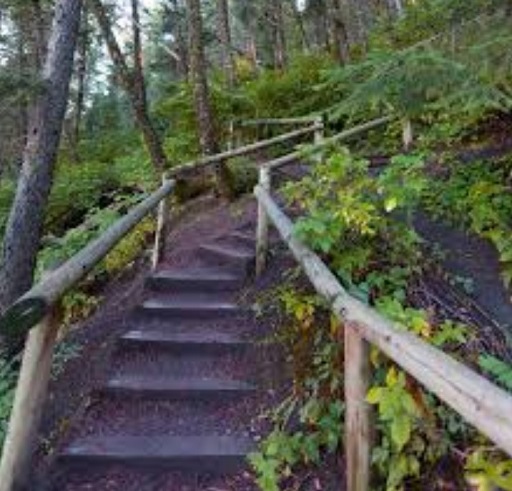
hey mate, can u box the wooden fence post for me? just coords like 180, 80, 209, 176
255, 166, 271, 276
314, 115, 325, 146
345, 323, 372, 491
151, 174, 170, 271
402, 118, 413, 151
227, 120, 235, 151
0, 304, 61, 491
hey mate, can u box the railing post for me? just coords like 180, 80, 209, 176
151, 174, 170, 271
345, 323, 372, 491
255, 166, 271, 276
227, 120, 235, 151
402, 118, 413, 151
314, 115, 325, 146
0, 304, 61, 491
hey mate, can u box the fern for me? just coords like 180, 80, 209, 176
479, 355, 512, 392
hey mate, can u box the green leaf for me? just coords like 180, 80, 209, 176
391, 414, 411, 452
385, 197, 398, 213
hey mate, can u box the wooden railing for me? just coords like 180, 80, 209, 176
169, 121, 324, 179
0, 178, 175, 491
0, 121, 329, 491
254, 128, 512, 491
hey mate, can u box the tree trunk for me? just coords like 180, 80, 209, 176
171, 0, 189, 79
269, 0, 287, 70
186, 0, 218, 155
328, 0, 350, 64
186, 0, 235, 199
389, 0, 404, 18
71, 2, 90, 162
91, 0, 167, 172
216, 0, 235, 86
0, 0, 82, 315
290, 0, 310, 53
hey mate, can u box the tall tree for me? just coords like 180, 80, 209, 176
68, 2, 91, 162
271, 0, 287, 70
328, 0, 349, 64
217, 0, 235, 85
91, 0, 167, 171
0, 0, 83, 314
166, 0, 189, 79
186, 0, 235, 198
186, 0, 218, 155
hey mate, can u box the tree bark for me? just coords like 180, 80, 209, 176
91, 0, 167, 172
71, 2, 90, 162
186, 0, 235, 199
0, 0, 82, 315
268, 0, 287, 70
290, 0, 310, 53
186, 0, 218, 156
328, 0, 350, 64
216, 0, 235, 86
168, 0, 189, 79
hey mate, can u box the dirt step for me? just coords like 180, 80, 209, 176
72, 397, 267, 439
136, 297, 247, 320
146, 268, 243, 293
109, 346, 259, 381
224, 231, 257, 248
119, 329, 251, 354
100, 375, 257, 400
61, 435, 255, 474
199, 243, 255, 273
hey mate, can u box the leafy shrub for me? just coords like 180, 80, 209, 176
243, 54, 334, 119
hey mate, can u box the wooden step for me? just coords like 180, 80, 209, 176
101, 375, 256, 400
199, 243, 255, 273
119, 329, 250, 354
225, 231, 256, 248
147, 268, 243, 293
61, 435, 255, 473
137, 297, 245, 320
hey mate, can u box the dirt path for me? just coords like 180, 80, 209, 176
31, 195, 290, 491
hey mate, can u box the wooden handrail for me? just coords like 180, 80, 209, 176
254, 182, 512, 490
262, 115, 395, 171
168, 123, 322, 178
0, 179, 176, 338
237, 117, 319, 127
0, 177, 175, 491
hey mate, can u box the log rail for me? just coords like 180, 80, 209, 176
254, 142, 512, 491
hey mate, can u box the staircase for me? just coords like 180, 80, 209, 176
53, 220, 271, 489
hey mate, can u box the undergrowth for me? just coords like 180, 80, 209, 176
250, 148, 512, 491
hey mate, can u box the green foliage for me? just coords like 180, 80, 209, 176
371, 0, 501, 50
286, 148, 424, 301
367, 368, 426, 490
324, 48, 508, 122
250, 400, 343, 491
465, 449, 512, 491
250, 289, 343, 490
479, 355, 512, 392
243, 54, 334, 118
38, 195, 154, 325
